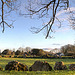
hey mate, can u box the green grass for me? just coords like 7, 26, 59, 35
0, 58, 75, 75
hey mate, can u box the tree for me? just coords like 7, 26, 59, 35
25, 47, 31, 52
24, 0, 75, 38
31, 49, 39, 56
61, 44, 75, 56
69, 13, 75, 30
0, 0, 75, 38
31, 48, 46, 56
18, 47, 25, 52
15, 50, 21, 55
11, 51, 15, 55
2, 49, 12, 55
0, 0, 18, 32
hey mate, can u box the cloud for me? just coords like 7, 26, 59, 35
56, 27, 70, 32
52, 43, 61, 45
56, 7, 75, 17
53, 7, 75, 32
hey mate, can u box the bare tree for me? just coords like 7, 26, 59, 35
69, 13, 75, 30
25, 47, 31, 52
22, 0, 75, 38
61, 44, 75, 56
0, 0, 75, 38
0, 0, 17, 32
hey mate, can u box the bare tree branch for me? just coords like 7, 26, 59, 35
0, 0, 17, 32
69, 13, 75, 30
0, 0, 74, 39
24, 0, 70, 38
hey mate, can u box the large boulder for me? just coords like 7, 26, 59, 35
0, 66, 3, 71
5, 61, 28, 71
69, 64, 75, 70
29, 61, 52, 71
54, 62, 67, 70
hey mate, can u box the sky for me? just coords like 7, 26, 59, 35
0, 0, 75, 51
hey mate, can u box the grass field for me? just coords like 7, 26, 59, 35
0, 58, 75, 75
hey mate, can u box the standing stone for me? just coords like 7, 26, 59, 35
69, 64, 75, 70
5, 61, 28, 71
29, 61, 52, 71
54, 62, 67, 70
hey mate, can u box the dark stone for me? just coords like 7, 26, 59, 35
54, 62, 67, 70
5, 61, 28, 71
69, 64, 75, 70
29, 61, 52, 71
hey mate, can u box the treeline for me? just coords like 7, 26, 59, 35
0, 44, 75, 57
0, 48, 49, 57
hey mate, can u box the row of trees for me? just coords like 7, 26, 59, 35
1, 49, 30, 55
0, 44, 75, 56
1, 48, 48, 56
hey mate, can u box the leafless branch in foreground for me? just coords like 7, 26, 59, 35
24, 0, 69, 39
0, 0, 17, 32
69, 13, 75, 30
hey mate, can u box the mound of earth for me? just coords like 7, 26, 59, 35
29, 61, 52, 71
5, 61, 28, 71
69, 64, 75, 70
54, 62, 67, 70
